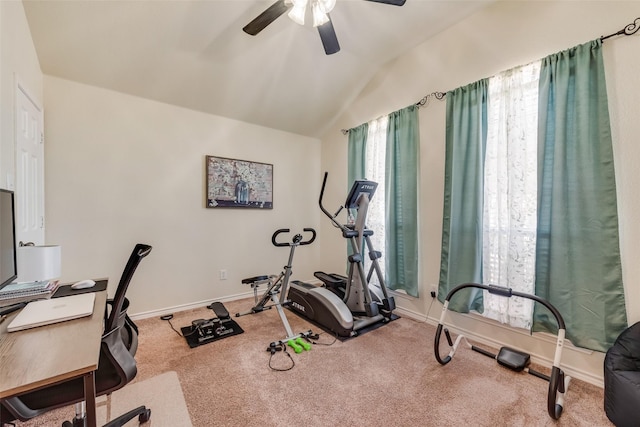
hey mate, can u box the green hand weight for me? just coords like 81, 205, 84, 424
296, 337, 311, 351
287, 339, 303, 354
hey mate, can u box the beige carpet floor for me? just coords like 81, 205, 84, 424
137, 298, 611, 427
11, 297, 613, 426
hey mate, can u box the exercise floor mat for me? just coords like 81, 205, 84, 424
180, 319, 244, 348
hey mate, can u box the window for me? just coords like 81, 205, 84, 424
363, 115, 388, 287
441, 41, 626, 351
349, 105, 419, 297
482, 61, 541, 329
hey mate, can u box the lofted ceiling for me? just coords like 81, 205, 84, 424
22, 0, 492, 138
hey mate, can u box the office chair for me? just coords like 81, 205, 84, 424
0, 243, 153, 427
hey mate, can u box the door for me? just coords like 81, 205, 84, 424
15, 84, 44, 246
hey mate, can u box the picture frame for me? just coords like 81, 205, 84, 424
206, 155, 273, 209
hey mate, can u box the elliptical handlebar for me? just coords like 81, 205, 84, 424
271, 228, 316, 247
319, 172, 346, 230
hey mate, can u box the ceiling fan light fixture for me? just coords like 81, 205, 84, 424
288, 0, 335, 26
318, 0, 336, 14
288, 0, 308, 25
312, 2, 330, 27
244, 0, 405, 56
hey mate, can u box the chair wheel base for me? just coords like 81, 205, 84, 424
61, 416, 84, 427
139, 408, 151, 423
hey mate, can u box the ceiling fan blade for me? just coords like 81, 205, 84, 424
318, 17, 340, 55
364, 0, 406, 5
243, 0, 291, 36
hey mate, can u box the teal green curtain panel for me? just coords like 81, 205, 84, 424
438, 80, 488, 313
386, 105, 420, 297
533, 40, 627, 352
347, 123, 368, 184
347, 123, 369, 264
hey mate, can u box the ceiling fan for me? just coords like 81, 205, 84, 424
242, 0, 406, 55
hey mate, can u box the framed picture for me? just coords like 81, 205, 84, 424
206, 155, 273, 209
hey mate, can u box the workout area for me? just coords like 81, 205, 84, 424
171, 174, 398, 357
1, 2, 639, 427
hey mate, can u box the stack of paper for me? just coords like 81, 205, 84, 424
0, 280, 59, 306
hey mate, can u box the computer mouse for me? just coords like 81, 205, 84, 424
71, 279, 96, 290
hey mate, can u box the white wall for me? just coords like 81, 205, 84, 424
0, 0, 42, 190
2, 2, 324, 318
320, 1, 640, 385
43, 76, 322, 315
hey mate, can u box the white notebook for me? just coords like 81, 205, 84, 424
7, 293, 96, 332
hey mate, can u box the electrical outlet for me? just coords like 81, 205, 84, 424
430, 285, 437, 299
219, 269, 228, 280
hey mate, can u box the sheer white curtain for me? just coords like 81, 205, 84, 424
363, 115, 388, 286
482, 61, 541, 329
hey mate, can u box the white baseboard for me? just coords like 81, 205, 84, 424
129, 291, 254, 321
130, 276, 322, 320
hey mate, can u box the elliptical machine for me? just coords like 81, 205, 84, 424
287, 172, 396, 337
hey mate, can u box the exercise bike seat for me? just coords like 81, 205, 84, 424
242, 275, 269, 284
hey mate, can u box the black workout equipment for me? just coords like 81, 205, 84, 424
287, 172, 396, 337
235, 228, 321, 346
434, 283, 571, 420
604, 321, 640, 427
181, 301, 244, 348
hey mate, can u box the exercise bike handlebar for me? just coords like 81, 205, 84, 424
271, 228, 316, 247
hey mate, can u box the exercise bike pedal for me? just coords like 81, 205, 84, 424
267, 342, 284, 354
306, 332, 320, 341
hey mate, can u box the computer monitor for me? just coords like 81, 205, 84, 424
0, 189, 18, 291
344, 179, 378, 209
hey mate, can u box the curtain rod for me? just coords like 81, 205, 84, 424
341, 91, 446, 134
341, 16, 639, 135
600, 17, 639, 42
415, 91, 447, 108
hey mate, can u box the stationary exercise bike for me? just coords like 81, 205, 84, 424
287, 172, 396, 337
235, 228, 344, 348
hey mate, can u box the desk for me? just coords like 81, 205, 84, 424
0, 290, 106, 427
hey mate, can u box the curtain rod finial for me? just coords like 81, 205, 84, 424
600, 17, 640, 42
